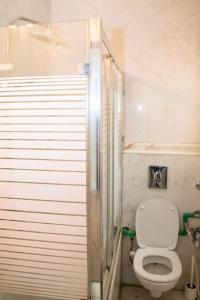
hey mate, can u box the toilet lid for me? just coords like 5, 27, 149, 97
136, 197, 179, 250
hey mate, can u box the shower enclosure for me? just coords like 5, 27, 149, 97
0, 19, 123, 300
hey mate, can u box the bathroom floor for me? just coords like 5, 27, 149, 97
120, 285, 186, 300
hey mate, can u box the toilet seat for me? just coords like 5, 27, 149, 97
134, 247, 182, 284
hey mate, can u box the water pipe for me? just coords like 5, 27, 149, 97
179, 212, 195, 236
123, 212, 196, 238
122, 227, 136, 238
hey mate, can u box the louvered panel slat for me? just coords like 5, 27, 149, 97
0, 169, 86, 185
0, 252, 87, 268
0, 230, 86, 245
0, 159, 86, 171
0, 245, 87, 259
0, 75, 87, 81
0, 252, 87, 266
0, 109, 86, 116
0, 257, 87, 272
0, 210, 86, 226
0, 101, 86, 109
0, 287, 76, 300
0, 131, 86, 140
0, 238, 87, 252
0, 275, 87, 289
0, 140, 86, 150
0, 116, 86, 124
0, 182, 86, 202
0, 286, 77, 300
0, 75, 88, 299
0, 149, 86, 160
0, 80, 86, 86
0, 279, 87, 294
0, 124, 86, 132
0, 285, 86, 299
0, 199, 86, 215
0, 282, 86, 298
0, 270, 88, 284
0, 95, 86, 102
0, 220, 86, 236
0, 90, 87, 97
0, 262, 87, 278
0, 86, 86, 93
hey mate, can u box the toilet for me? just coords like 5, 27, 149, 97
133, 197, 182, 298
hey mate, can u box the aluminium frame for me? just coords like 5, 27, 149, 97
87, 19, 123, 300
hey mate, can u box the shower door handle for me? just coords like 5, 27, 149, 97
90, 113, 100, 193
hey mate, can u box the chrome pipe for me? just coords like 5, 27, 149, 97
8, 16, 48, 28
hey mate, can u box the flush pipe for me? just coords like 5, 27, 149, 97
122, 212, 197, 238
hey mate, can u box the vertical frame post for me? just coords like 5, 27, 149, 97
87, 18, 103, 300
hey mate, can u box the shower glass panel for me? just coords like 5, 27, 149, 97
101, 41, 123, 300
0, 19, 123, 300
102, 51, 122, 270
0, 21, 88, 76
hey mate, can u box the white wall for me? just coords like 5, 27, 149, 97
51, 0, 200, 144
0, 0, 51, 26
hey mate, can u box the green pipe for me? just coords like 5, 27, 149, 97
179, 212, 195, 236
179, 228, 187, 236
123, 212, 196, 239
183, 212, 195, 224
122, 227, 136, 238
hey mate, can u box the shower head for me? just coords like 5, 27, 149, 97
27, 28, 67, 49
9, 16, 67, 48
0, 16, 68, 74
28, 31, 57, 45
9, 16, 47, 28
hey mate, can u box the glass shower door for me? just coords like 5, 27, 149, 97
102, 51, 123, 271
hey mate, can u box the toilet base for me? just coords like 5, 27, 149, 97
150, 291, 162, 298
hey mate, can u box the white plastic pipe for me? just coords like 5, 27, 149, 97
190, 256, 195, 288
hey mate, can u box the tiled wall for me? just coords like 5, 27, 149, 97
51, 0, 200, 144
50, 0, 200, 290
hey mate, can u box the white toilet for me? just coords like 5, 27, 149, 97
133, 197, 182, 298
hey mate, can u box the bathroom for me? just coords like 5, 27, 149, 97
0, 0, 199, 300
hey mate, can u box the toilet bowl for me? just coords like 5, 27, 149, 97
132, 197, 182, 298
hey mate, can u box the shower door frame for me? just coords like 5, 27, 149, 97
88, 19, 123, 300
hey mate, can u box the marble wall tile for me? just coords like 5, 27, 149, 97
51, 0, 200, 143
50, 0, 200, 289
